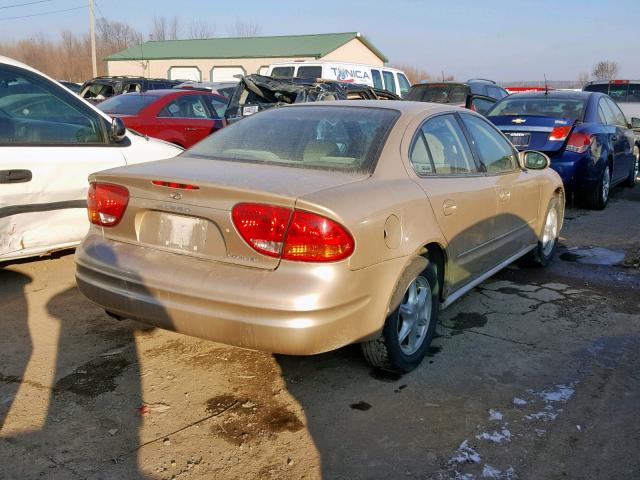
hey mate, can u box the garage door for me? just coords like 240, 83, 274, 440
210, 66, 245, 82
168, 67, 201, 82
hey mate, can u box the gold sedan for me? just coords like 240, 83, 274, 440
75, 101, 564, 372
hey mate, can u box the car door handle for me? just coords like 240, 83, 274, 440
0, 169, 32, 184
184, 127, 198, 132
443, 199, 457, 216
498, 189, 511, 202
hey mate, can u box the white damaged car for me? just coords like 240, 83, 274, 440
0, 56, 182, 262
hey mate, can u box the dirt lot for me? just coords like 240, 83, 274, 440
1, 186, 639, 480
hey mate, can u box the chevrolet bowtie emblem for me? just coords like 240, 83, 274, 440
512, 118, 527, 124
169, 192, 182, 200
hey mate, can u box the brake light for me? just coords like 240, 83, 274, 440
566, 132, 593, 154
549, 126, 572, 141
152, 180, 199, 190
231, 203, 354, 262
87, 182, 129, 227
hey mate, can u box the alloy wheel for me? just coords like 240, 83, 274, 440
602, 166, 610, 204
542, 206, 559, 257
397, 276, 432, 355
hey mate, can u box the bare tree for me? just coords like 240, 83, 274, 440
592, 61, 619, 81
150, 15, 181, 41
228, 21, 260, 37
187, 19, 216, 39
577, 71, 590, 87
389, 64, 431, 84
97, 18, 142, 52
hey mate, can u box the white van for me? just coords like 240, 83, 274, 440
265, 61, 411, 98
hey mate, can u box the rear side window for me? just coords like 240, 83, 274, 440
98, 94, 158, 115
188, 106, 400, 173
487, 86, 508, 100
205, 95, 227, 117
409, 114, 477, 175
627, 83, 640, 102
406, 84, 469, 103
397, 73, 411, 98
461, 114, 517, 173
296, 66, 322, 80
158, 95, 210, 119
382, 71, 397, 94
604, 97, 628, 126
371, 70, 383, 89
81, 83, 114, 100
271, 67, 294, 79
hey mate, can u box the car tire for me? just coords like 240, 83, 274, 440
624, 146, 639, 187
585, 163, 611, 210
528, 195, 560, 267
361, 257, 439, 373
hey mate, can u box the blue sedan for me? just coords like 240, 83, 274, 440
487, 91, 638, 209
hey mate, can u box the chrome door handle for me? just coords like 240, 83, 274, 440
185, 127, 197, 131
443, 199, 457, 216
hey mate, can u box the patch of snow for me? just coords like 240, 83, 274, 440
449, 440, 481, 465
488, 409, 503, 421
476, 427, 512, 444
539, 384, 575, 403
482, 464, 502, 478
576, 425, 582, 431
454, 473, 476, 480
526, 411, 558, 421
512, 397, 527, 405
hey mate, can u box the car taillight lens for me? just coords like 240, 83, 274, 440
231, 203, 292, 257
87, 182, 129, 227
566, 132, 593, 154
549, 126, 572, 141
231, 203, 354, 262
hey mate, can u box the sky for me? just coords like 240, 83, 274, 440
0, 0, 638, 82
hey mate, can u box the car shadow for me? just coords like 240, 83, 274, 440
0, 268, 33, 431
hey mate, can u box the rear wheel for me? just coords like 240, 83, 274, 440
361, 257, 439, 373
624, 146, 639, 187
585, 164, 610, 210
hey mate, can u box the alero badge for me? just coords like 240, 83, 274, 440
169, 192, 182, 200
512, 118, 527, 124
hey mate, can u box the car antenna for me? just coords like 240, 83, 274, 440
441, 70, 445, 82
544, 73, 549, 95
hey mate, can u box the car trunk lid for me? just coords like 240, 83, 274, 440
491, 115, 577, 152
90, 156, 368, 270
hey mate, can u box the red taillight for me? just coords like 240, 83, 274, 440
231, 203, 292, 257
549, 126, 572, 141
87, 182, 129, 227
152, 180, 199, 190
566, 132, 593, 154
231, 203, 354, 262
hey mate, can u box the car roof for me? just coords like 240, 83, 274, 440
503, 91, 593, 100
287, 99, 463, 116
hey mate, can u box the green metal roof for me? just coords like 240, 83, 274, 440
105, 32, 387, 63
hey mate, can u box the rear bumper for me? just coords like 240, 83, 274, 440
75, 234, 406, 355
550, 152, 602, 193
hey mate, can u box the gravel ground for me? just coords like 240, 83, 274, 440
1, 185, 639, 480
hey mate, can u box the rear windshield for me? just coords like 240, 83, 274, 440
188, 106, 400, 172
584, 83, 640, 103
488, 97, 586, 120
406, 84, 469, 103
97, 94, 159, 115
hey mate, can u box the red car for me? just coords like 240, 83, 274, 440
98, 89, 228, 148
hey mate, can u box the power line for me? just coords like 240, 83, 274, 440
0, 4, 85, 21
0, 0, 54, 10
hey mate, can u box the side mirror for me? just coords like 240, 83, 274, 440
110, 117, 126, 143
520, 150, 550, 170
631, 117, 640, 129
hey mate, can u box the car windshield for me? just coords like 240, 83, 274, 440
188, 106, 400, 172
584, 82, 640, 103
98, 94, 159, 115
488, 97, 586, 120
406, 84, 469, 103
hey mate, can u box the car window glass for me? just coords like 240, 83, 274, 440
205, 96, 227, 118
597, 102, 609, 124
158, 95, 209, 119
605, 97, 627, 126
461, 114, 517, 173
0, 65, 105, 144
626, 83, 640, 102
470, 97, 496, 115
371, 70, 383, 89
81, 83, 114, 100
397, 73, 411, 98
271, 67, 294, 79
606, 84, 628, 103
296, 66, 322, 80
489, 97, 586, 120
382, 71, 397, 94
584, 84, 609, 94
124, 82, 141, 93
410, 114, 477, 175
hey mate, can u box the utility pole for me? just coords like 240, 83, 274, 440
89, 0, 97, 77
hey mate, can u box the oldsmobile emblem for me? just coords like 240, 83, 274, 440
169, 192, 182, 200
512, 118, 527, 124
